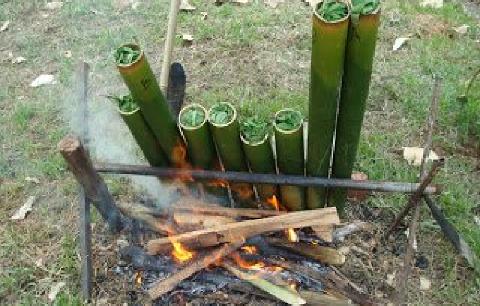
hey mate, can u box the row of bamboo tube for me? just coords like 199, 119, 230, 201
114, 1, 381, 214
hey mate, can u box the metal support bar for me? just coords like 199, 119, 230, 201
94, 163, 440, 195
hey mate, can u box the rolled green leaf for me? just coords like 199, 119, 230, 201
179, 104, 229, 203
116, 95, 169, 167
240, 116, 277, 202
307, 2, 350, 209
115, 43, 186, 167
208, 102, 254, 207
274, 109, 305, 211
330, 3, 381, 213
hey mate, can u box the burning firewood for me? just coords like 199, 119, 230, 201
146, 207, 340, 255
172, 212, 236, 231
266, 237, 346, 266
222, 262, 307, 305
147, 242, 242, 300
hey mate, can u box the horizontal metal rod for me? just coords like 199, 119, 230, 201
94, 163, 440, 195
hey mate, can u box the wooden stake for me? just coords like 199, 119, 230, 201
147, 242, 241, 300
160, 0, 181, 92
58, 135, 123, 232
147, 207, 340, 254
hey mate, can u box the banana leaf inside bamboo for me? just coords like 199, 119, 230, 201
240, 117, 277, 202
274, 109, 305, 211
179, 104, 229, 204
115, 43, 187, 167
330, 4, 381, 213
307, 2, 350, 209
208, 102, 254, 207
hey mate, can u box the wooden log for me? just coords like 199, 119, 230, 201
172, 200, 283, 218
223, 262, 306, 305
311, 224, 334, 243
266, 237, 346, 266
173, 212, 236, 230
333, 221, 371, 243
147, 242, 242, 300
58, 135, 123, 232
270, 259, 380, 306
116, 202, 171, 234
147, 207, 340, 254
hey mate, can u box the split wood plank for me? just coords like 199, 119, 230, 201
147, 207, 339, 254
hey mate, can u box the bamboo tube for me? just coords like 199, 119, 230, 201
330, 3, 381, 212
307, 2, 350, 209
178, 104, 229, 203
274, 109, 305, 211
118, 96, 169, 167
240, 117, 277, 202
115, 43, 186, 166
208, 102, 254, 207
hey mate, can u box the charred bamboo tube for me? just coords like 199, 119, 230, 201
208, 102, 254, 207
116, 95, 169, 167
274, 109, 305, 211
307, 2, 350, 209
115, 43, 186, 166
95, 163, 441, 195
330, 3, 381, 213
178, 104, 229, 203
240, 117, 277, 202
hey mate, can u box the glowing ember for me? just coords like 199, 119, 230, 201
232, 183, 254, 199
286, 228, 299, 242
232, 252, 265, 271
169, 238, 195, 262
288, 281, 298, 291
207, 179, 229, 188
241, 245, 258, 254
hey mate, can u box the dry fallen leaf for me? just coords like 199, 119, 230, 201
402, 147, 439, 166
182, 34, 194, 46
30, 74, 56, 87
0, 20, 10, 32
200, 11, 208, 20
303, 0, 321, 7
453, 24, 469, 35
12, 56, 26, 64
25, 176, 40, 184
64, 50, 72, 58
420, 0, 443, 9
393, 37, 409, 51
45, 1, 64, 10
48, 282, 66, 301
180, 0, 196, 11
11, 196, 36, 220
264, 0, 285, 8
386, 273, 396, 287
419, 277, 431, 291
232, 0, 251, 5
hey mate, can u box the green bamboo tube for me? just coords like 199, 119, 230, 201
240, 117, 277, 202
208, 102, 254, 207
115, 43, 186, 166
330, 3, 381, 213
307, 2, 350, 209
274, 109, 305, 211
118, 96, 169, 168
178, 104, 229, 203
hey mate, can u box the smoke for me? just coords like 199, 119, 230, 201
62, 63, 177, 208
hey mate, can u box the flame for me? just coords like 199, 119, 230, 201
134, 271, 143, 287
288, 280, 298, 291
207, 179, 229, 188
266, 195, 282, 211
170, 239, 194, 262
241, 245, 258, 254
286, 228, 299, 243
231, 252, 265, 271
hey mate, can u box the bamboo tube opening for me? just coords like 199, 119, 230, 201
207, 102, 237, 128
115, 43, 144, 70
118, 106, 140, 116
313, 1, 351, 25
240, 132, 269, 147
178, 103, 208, 131
273, 109, 303, 135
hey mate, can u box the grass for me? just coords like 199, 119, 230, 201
0, 0, 479, 304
